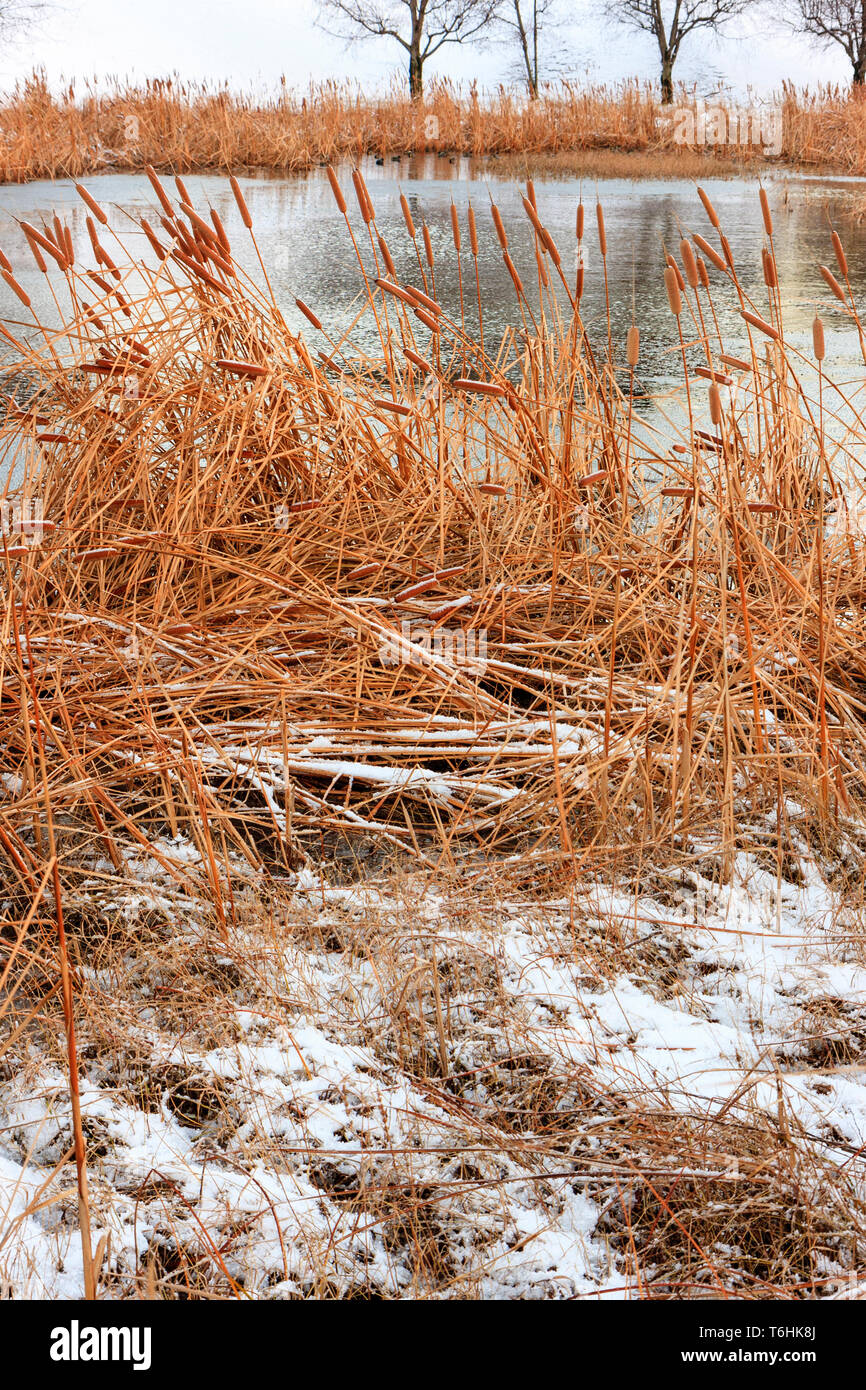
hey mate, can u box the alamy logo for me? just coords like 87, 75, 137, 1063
379, 619, 487, 673
669, 102, 783, 157
50, 1320, 151, 1370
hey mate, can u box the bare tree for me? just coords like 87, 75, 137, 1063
793, 0, 866, 85
318, 0, 502, 99
605, 0, 756, 103
499, 0, 555, 97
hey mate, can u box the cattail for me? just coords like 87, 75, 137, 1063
831, 230, 848, 280
576, 201, 584, 241
536, 248, 550, 288
820, 264, 847, 303
0, 247, 12, 273
229, 175, 252, 229
145, 165, 174, 217
680, 238, 699, 289
210, 208, 231, 255
526, 179, 537, 210
422, 223, 434, 268
666, 254, 685, 292
740, 308, 780, 341
720, 234, 735, 269
450, 202, 461, 252
467, 204, 478, 257
503, 251, 524, 297
22, 228, 48, 273
405, 347, 434, 373
697, 186, 720, 229
400, 193, 416, 239
762, 247, 777, 288
491, 203, 508, 250
664, 265, 682, 316
1, 269, 30, 307
174, 175, 192, 206
813, 314, 826, 362
708, 383, 723, 425
693, 233, 727, 274
697, 256, 710, 290
296, 298, 323, 332
522, 195, 544, 237
596, 201, 607, 257
351, 169, 374, 224
75, 182, 108, 225
377, 234, 397, 279
326, 166, 347, 216
576, 262, 585, 300
626, 324, 640, 367
759, 187, 773, 238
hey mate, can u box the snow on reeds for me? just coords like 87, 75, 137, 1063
3, 169, 866, 1296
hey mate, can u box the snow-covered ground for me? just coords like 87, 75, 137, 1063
2, 822, 866, 1298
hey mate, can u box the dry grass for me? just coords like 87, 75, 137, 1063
5, 73, 866, 184
2, 166, 866, 1297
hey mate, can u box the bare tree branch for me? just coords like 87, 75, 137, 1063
604, 0, 758, 102
792, 0, 866, 84
318, 0, 502, 97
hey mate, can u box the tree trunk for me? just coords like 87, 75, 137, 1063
854, 53, 866, 87
409, 45, 423, 100
661, 54, 674, 106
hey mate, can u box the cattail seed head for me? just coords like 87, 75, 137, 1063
697, 186, 720, 229
576, 202, 584, 241
450, 203, 461, 252
526, 179, 537, 210
596, 202, 607, 257
400, 193, 415, 239
709, 383, 723, 425
759, 187, 773, 238
680, 238, 699, 289
832, 230, 848, 280
351, 169, 374, 224
422, 223, 434, 268
666, 254, 685, 293
377, 234, 397, 279
467, 204, 478, 257
326, 166, 347, 216
813, 314, 826, 361
491, 203, 508, 250
820, 264, 847, 303
762, 247, 777, 288
697, 256, 709, 290
229, 175, 252, 229
664, 265, 682, 316
626, 324, 640, 367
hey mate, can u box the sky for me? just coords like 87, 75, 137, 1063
0, 0, 855, 98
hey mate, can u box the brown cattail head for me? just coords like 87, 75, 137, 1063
820, 264, 847, 303
680, 238, 699, 289
708, 382, 723, 425
832, 230, 848, 280
664, 265, 682, 316
229, 175, 252, 229
75, 182, 109, 225
400, 193, 416, 239
422, 223, 434, 268
22, 227, 48, 273
759, 187, 773, 239
491, 203, 508, 250
1, 268, 30, 307
697, 256, 710, 290
174, 175, 192, 206
210, 208, 231, 255
666, 254, 685, 293
626, 324, 640, 368
503, 251, 524, 297
762, 247, 778, 288
326, 166, 347, 216
693, 233, 727, 275
467, 204, 478, 257
0, 247, 12, 273
145, 165, 174, 218
450, 202, 461, 252
576, 263, 585, 300
576, 201, 584, 241
377, 234, 397, 279
351, 169, 374, 224
596, 202, 607, 257
697, 186, 721, 229
813, 314, 826, 362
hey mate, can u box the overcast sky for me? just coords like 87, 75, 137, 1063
0, 0, 854, 98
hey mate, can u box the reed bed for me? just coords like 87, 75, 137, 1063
3, 168, 866, 1297
5, 73, 866, 184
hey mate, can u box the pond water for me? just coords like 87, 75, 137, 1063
1, 158, 866, 473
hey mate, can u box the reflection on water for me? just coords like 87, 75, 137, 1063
2, 158, 866, 484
